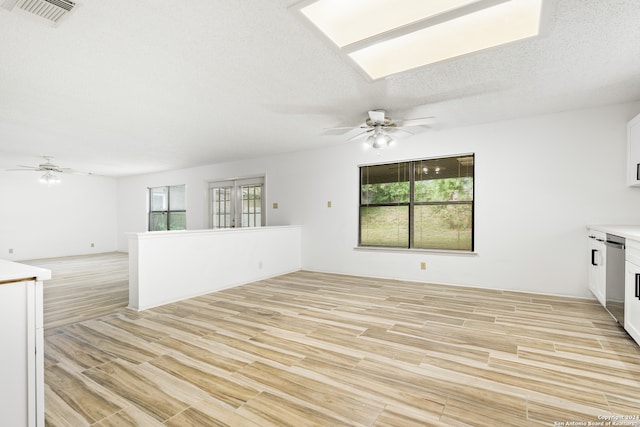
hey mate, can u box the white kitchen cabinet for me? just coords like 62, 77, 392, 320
625, 240, 640, 344
588, 230, 606, 306
627, 112, 640, 187
624, 261, 640, 344
0, 260, 50, 427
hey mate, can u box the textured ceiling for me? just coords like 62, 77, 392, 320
0, 0, 639, 177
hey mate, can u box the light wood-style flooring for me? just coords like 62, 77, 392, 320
25, 252, 129, 329
28, 253, 640, 426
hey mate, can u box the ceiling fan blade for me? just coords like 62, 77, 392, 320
66, 169, 93, 176
325, 126, 359, 130
388, 128, 415, 135
6, 168, 37, 171
348, 129, 374, 141
321, 128, 354, 136
394, 116, 437, 127
368, 110, 386, 124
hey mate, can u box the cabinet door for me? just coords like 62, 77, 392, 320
625, 261, 640, 345
588, 235, 606, 306
0, 280, 35, 427
627, 112, 640, 186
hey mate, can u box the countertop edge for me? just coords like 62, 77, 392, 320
587, 224, 640, 241
0, 259, 52, 283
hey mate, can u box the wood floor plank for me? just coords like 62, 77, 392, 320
237, 361, 383, 425
83, 359, 191, 422
236, 391, 352, 427
46, 363, 124, 425
93, 406, 165, 427
155, 336, 249, 373
293, 357, 447, 419
28, 254, 640, 426
45, 331, 114, 370
166, 397, 265, 427
150, 355, 260, 409
62, 322, 158, 364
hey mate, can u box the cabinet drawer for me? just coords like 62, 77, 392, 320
587, 229, 606, 241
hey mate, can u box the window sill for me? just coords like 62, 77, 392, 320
354, 246, 478, 256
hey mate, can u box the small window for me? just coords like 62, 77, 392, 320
208, 177, 265, 228
148, 185, 186, 231
359, 154, 474, 251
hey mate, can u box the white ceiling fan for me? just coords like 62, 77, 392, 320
332, 109, 436, 149
6, 156, 92, 183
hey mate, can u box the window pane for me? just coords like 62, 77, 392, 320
361, 182, 411, 204
414, 156, 474, 181
212, 187, 232, 228
414, 177, 473, 202
169, 212, 186, 230
150, 212, 167, 231
360, 206, 409, 247
413, 204, 472, 250
361, 162, 410, 203
241, 184, 262, 227
150, 187, 168, 211
169, 185, 186, 210
414, 156, 474, 202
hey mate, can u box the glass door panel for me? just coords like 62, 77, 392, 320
208, 177, 264, 228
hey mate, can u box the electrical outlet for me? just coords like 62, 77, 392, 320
327, 201, 332, 208
420, 262, 426, 270
8, 248, 13, 254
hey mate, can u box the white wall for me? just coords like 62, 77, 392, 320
128, 226, 302, 310
0, 172, 118, 261
115, 158, 305, 250
4, 103, 637, 298
116, 102, 640, 298
301, 103, 640, 298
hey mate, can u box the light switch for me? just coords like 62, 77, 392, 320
327, 201, 332, 208
273, 202, 278, 209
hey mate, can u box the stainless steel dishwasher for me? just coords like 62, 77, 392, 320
604, 233, 625, 324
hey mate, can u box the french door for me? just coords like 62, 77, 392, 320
208, 177, 264, 228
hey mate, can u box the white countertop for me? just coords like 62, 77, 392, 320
587, 225, 640, 241
0, 259, 51, 283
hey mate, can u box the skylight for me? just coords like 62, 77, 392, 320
295, 0, 543, 80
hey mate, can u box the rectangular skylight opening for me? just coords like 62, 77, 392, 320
299, 0, 483, 48
294, 0, 543, 80
348, 0, 542, 79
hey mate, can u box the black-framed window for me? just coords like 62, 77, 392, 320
148, 185, 186, 231
359, 154, 474, 251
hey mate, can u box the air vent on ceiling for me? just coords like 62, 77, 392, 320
3, 0, 76, 26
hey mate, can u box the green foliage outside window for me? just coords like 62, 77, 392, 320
359, 155, 474, 251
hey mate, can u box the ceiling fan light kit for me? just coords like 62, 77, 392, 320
39, 170, 60, 185
365, 126, 394, 150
